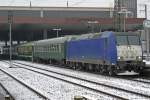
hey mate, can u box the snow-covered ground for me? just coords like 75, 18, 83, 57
0, 85, 7, 98
12, 61, 150, 99
0, 60, 150, 100
0, 70, 45, 100
15, 60, 150, 92
11, 62, 149, 99
0, 61, 113, 100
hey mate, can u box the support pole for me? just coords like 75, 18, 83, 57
52, 28, 61, 37
146, 28, 149, 60
123, 14, 126, 32
43, 29, 47, 39
8, 11, 13, 68
9, 22, 12, 67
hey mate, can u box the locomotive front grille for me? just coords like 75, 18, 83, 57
126, 61, 132, 64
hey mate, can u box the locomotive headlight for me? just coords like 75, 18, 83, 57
136, 56, 142, 61
117, 56, 121, 60
117, 56, 123, 60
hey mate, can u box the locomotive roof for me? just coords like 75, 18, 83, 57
67, 31, 140, 41
112, 32, 140, 36
67, 32, 102, 41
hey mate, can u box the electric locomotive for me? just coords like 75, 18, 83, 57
66, 32, 145, 75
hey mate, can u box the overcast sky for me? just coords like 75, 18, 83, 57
0, 0, 149, 19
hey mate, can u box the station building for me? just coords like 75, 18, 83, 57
0, 2, 144, 46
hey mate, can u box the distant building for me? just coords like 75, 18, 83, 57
114, 0, 138, 31
120, 0, 137, 17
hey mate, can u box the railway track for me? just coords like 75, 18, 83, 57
26, 61, 150, 85
115, 74, 150, 84
5, 61, 150, 100
130, 78, 150, 84
0, 82, 15, 100
48, 61, 150, 85
0, 65, 50, 100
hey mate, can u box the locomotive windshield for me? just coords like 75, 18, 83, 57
116, 36, 128, 45
128, 35, 140, 45
116, 35, 140, 45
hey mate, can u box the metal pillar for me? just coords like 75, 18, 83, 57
146, 29, 149, 60
9, 23, 12, 65
40, 10, 44, 18
43, 29, 47, 39
52, 28, 61, 37
87, 21, 98, 33
123, 14, 126, 32
8, 11, 13, 68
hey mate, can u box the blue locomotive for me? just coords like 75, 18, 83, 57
66, 32, 145, 75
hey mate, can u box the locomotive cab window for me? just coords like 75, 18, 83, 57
128, 35, 140, 45
116, 35, 140, 46
116, 35, 128, 46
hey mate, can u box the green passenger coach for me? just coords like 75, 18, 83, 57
17, 42, 34, 60
33, 37, 69, 64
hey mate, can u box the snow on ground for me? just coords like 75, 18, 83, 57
1, 60, 150, 99
14, 60, 150, 96
0, 85, 7, 97
0, 70, 44, 100
0, 61, 113, 100
12, 63, 150, 99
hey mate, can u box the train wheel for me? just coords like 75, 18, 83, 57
88, 64, 93, 71
99, 65, 105, 74
108, 70, 115, 76
136, 66, 144, 76
95, 65, 99, 72
76, 63, 81, 70
84, 63, 88, 71
72, 62, 76, 70
108, 66, 116, 76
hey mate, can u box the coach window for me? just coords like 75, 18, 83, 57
51, 44, 52, 52
54, 45, 56, 52
56, 44, 58, 52
49, 45, 51, 51
49, 45, 51, 52
58, 44, 61, 52
53, 44, 55, 52
51, 44, 53, 52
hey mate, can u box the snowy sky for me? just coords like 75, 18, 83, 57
0, 0, 149, 19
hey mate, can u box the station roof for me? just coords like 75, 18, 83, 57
0, 6, 113, 11
0, 6, 145, 42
